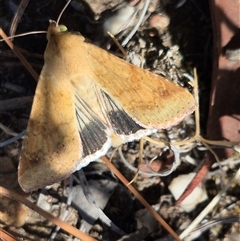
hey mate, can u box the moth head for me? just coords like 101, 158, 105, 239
47, 20, 68, 40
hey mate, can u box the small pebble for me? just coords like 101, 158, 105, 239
149, 13, 170, 31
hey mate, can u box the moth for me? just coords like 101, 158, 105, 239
18, 21, 197, 192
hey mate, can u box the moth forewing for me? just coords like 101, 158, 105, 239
19, 29, 82, 192
80, 35, 197, 129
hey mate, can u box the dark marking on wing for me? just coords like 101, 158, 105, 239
75, 95, 109, 157
102, 92, 145, 135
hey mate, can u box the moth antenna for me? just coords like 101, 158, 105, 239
0, 30, 46, 42
56, 0, 72, 26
